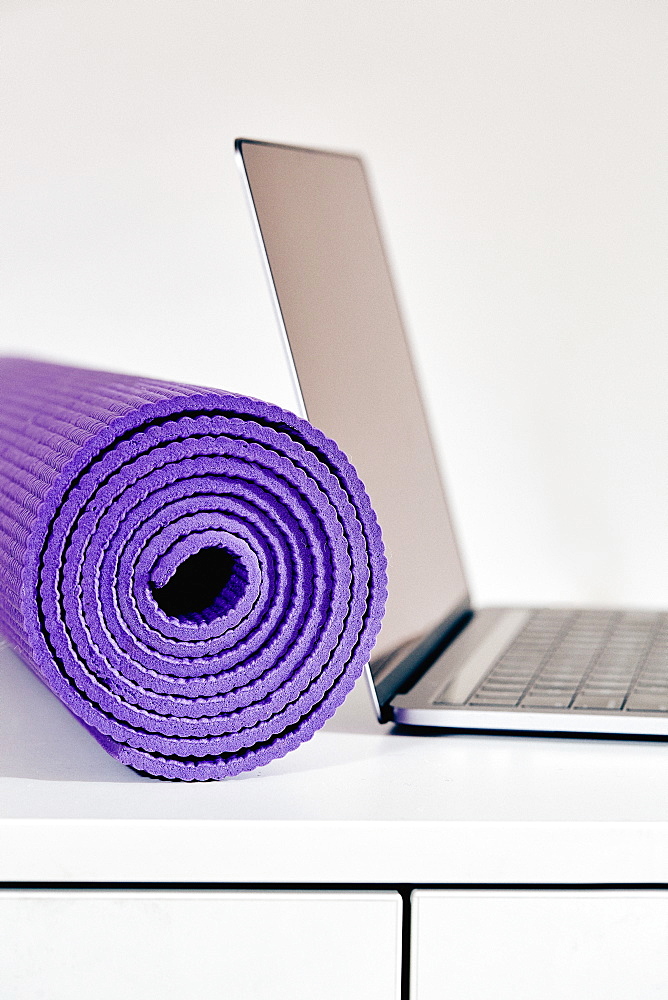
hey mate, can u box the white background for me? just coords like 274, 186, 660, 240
2, 1, 667, 610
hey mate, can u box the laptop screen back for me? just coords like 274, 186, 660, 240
236, 139, 469, 663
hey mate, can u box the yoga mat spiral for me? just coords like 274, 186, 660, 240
0, 359, 386, 780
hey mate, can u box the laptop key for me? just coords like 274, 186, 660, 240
580, 682, 628, 692
533, 682, 581, 691
469, 694, 521, 707
521, 694, 573, 709
573, 694, 624, 711
626, 693, 668, 712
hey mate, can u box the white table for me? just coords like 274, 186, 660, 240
2, 640, 668, 997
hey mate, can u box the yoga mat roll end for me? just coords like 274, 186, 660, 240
0, 358, 386, 780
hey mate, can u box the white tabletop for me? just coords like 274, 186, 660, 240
1, 641, 668, 884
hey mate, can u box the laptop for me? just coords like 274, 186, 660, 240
236, 137, 668, 738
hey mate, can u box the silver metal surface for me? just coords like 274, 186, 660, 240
236, 138, 668, 738
392, 609, 530, 711
234, 143, 307, 421
392, 701, 668, 735
394, 606, 668, 731
236, 139, 469, 663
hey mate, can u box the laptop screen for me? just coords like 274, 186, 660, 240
236, 139, 469, 667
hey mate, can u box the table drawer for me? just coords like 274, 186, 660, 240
0, 889, 401, 1000
411, 889, 668, 1000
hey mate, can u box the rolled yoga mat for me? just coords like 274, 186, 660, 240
0, 358, 386, 780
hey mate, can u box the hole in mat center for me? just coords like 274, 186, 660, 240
151, 546, 247, 625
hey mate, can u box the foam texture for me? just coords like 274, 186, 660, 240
0, 359, 386, 780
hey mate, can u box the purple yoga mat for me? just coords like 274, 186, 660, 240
0, 359, 386, 780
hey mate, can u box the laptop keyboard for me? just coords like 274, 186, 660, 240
465, 609, 668, 713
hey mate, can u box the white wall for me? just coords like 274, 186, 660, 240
2, 1, 667, 609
